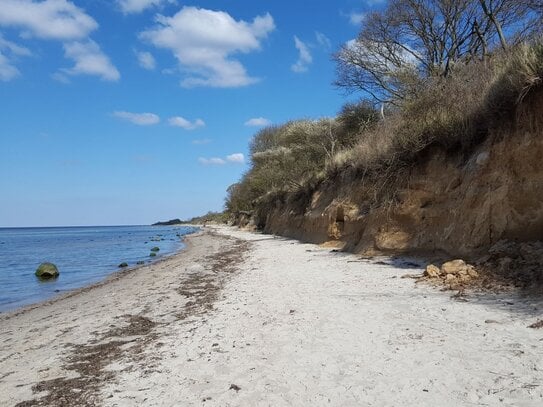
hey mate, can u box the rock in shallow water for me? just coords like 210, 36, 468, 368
35, 262, 59, 279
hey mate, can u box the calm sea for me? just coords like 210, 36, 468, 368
0, 225, 198, 313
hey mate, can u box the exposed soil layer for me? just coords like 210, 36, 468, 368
248, 90, 543, 289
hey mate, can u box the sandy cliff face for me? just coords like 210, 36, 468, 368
254, 91, 543, 260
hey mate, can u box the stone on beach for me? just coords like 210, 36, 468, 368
424, 264, 441, 278
424, 259, 479, 287
441, 259, 468, 275
35, 262, 59, 279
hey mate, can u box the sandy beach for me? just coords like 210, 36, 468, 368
1, 226, 542, 406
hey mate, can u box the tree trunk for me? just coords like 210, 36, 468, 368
478, 0, 508, 50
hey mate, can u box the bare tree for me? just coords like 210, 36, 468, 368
334, 0, 542, 104
478, 0, 508, 49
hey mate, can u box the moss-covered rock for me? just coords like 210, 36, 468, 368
35, 262, 59, 279
150, 247, 160, 252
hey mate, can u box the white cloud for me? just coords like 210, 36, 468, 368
0, 36, 31, 81
140, 6, 275, 88
168, 116, 205, 130
51, 71, 71, 83
199, 157, 226, 165
345, 38, 420, 70
348, 11, 366, 26
199, 152, 245, 165
245, 117, 271, 127
315, 31, 331, 49
0, 52, 19, 81
113, 111, 160, 125
136, 50, 156, 70
192, 138, 211, 145
161, 67, 176, 75
118, 0, 174, 14
291, 36, 312, 73
0, 1, 120, 82
0, 36, 32, 57
0, 0, 98, 40
60, 40, 120, 81
226, 153, 244, 163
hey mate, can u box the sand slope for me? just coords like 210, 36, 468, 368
1, 227, 542, 406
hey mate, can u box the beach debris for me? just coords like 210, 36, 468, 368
118, 262, 128, 268
229, 384, 241, 392
401, 273, 422, 279
151, 247, 160, 252
451, 290, 468, 301
528, 320, 543, 329
35, 262, 59, 279
136, 261, 145, 265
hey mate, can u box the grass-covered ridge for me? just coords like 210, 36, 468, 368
225, 38, 543, 217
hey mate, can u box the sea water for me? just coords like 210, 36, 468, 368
0, 225, 198, 312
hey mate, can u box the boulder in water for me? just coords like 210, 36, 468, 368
150, 252, 157, 257
118, 262, 128, 268
35, 262, 59, 279
150, 247, 160, 252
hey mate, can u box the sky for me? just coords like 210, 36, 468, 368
0, 0, 385, 227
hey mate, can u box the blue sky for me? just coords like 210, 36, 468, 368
0, 0, 384, 227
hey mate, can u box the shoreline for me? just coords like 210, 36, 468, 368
0, 227, 202, 319
1, 227, 242, 405
1, 226, 542, 406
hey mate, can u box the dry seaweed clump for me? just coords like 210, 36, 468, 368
478, 240, 543, 290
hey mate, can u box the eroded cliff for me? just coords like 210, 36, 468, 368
251, 90, 543, 265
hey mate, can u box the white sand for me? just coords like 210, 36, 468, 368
1, 226, 542, 406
